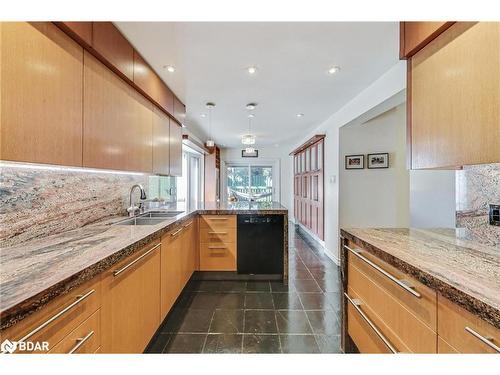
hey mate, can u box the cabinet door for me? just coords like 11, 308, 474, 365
83, 51, 153, 173
55, 22, 93, 46
411, 22, 500, 169
160, 229, 183, 319
92, 22, 134, 80
400, 22, 453, 58
101, 241, 161, 353
169, 121, 183, 176
152, 107, 170, 175
1, 22, 83, 166
158, 83, 174, 115
133, 51, 160, 102
173, 95, 186, 124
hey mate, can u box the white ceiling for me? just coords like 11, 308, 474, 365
116, 22, 399, 149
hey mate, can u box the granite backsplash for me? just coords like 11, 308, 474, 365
0, 163, 176, 248
456, 163, 500, 247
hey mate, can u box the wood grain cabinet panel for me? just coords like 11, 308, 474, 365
410, 22, 500, 169
438, 295, 500, 353
400, 22, 454, 58
160, 227, 183, 319
438, 337, 459, 353
173, 95, 186, 124
133, 51, 160, 102
55, 22, 93, 47
83, 51, 153, 173
169, 121, 183, 176
199, 242, 237, 271
92, 22, 134, 80
158, 84, 174, 115
152, 106, 170, 175
0, 276, 101, 353
101, 240, 161, 353
48, 309, 100, 354
347, 264, 436, 353
0, 22, 83, 167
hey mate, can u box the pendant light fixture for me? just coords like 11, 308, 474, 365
242, 106, 256, 147
206, 102, 216, 147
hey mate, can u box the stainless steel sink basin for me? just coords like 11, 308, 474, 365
115, 217, 168, 226
141, 211, 184, 218
113, 211, 184, 226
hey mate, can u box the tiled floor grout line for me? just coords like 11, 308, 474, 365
201, 309, 216, 353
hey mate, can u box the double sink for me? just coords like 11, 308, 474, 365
113, 211, 185, 226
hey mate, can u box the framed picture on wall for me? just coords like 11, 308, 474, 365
367, 153, 389, 169
345, 154, 364, 169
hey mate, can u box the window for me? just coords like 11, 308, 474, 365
179, 145, 204, 211
226, 165, 273, 202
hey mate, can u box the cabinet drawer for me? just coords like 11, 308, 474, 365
348, 262, 436, 353
200, 242, 237, 271
346, 243, 437, 330
346, 289, 392, 353
200, 227, 236, 244
438, 295, 500, 353
200, 215, 236, 230
438, 337, 459, 353
1, 276, 101, 353
48, 309, 100, 353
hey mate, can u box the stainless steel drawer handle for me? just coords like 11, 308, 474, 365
170, 228, 183, 237
113, 243, 160, 276
345, 292, 398, 354
14, 289, 96, 349
183, 221, 193, 228
345, 245, 421, 298
68, 331, 95, 354
465, 326, 500, 353
208, 218, 229, 221
208, 231, 227, 235
208, 246, 227, 250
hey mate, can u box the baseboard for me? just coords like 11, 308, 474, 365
295, 223, 340, 266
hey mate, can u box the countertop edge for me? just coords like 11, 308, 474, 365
340, 229, 500, 330
0, 208, 288, 331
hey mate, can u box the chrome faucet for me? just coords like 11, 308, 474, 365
127, 184, 147, 217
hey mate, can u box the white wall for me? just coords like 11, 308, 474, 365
220, 146, 293, 211
289, 61, 408, 262
409, 170, 456, 228
339, 103, 409, 228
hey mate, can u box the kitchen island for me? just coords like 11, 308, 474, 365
340, 227, 500, 353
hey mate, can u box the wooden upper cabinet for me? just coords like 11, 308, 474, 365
55, 22, 93, 47
169, 121, 183, 176
92, 22, 134, 80
400, 22, 454, 59
0, 22, 83, 167
158, 84, 174, 115
133, 51, 160, 102
83, 51, 153, 173
173, 95, 186, 124
410, 22, 500, 169
152, 107, 170, 175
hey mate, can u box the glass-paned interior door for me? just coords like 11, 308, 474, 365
226, 165, 273, 202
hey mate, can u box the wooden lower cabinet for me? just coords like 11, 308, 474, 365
438, 295, 500, 353
199, 215, 236, 271
160, 226, 184, 319
101, 240, 161, 353
344, 238, 500, 354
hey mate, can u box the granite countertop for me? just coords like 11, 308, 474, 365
0, 202, 288, 330
340, 227, 500, 328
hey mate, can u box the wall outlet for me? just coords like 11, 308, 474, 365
489, 204, 500, 226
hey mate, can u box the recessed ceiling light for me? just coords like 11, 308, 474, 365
164, 65, 175, 73
296, 113, 304, 118
246, 103, 257, 110
248, 114, 255, 118
328, 66, 341, 75
247, 66, 257, 74
200, 114, 207, 118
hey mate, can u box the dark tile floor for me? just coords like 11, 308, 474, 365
145, 224, 342, 354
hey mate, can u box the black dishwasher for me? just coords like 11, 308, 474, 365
237, 214, 284, 275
